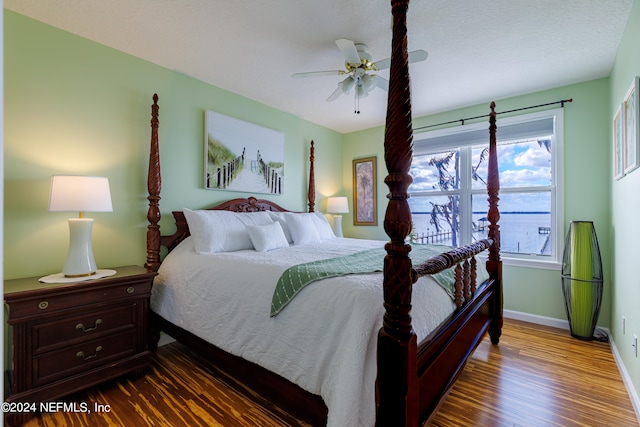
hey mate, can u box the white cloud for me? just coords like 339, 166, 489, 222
514, 146, 551, 167
501, 168, 550, 186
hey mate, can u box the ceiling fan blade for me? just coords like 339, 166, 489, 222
326, 86, 343, 102
335, 38, 361, 65
372, 49, 428, 71
372, 57, 390, 71
291, 70, 344, 78
409, 49, 428, 63
372, 75, 389, 92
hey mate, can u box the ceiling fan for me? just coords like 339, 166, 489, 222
292, 38, 428, 113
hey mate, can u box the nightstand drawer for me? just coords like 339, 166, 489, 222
6, 277, 152, 322
33, 331, 136, 387
33, 303, 137, 353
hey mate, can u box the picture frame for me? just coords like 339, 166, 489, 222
623, 76, 639, 174
614, 103, 624, 180
204, 110, 285, 194
353, 156, 377, 226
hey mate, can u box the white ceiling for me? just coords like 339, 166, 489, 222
5, 0, 634, 134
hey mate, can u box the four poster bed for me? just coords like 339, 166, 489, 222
145, 1, 502, 426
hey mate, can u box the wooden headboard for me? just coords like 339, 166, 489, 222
160, 197, 292, 255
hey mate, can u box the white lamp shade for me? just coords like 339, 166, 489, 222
49, 175, 113, 213
327, 196, 349, 214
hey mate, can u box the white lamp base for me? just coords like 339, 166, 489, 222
332, 215, 344, 238
63, 218, 97, 277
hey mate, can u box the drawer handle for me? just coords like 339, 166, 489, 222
76, 346, 103, 361
38, 301, 49, 310
76, 319, 102, 332
126, 286, 135, 294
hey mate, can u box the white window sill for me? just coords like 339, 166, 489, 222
477, 254, 562, 271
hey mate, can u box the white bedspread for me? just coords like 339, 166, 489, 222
151, 237, 457, 427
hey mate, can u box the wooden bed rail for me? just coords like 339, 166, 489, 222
413, 238, 493, 308
413, 239, 493, 276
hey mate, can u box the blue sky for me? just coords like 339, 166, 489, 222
408, 138, 552, 213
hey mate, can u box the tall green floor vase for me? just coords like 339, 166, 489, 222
561, 221, 603, 340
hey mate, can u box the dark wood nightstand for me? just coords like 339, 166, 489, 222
3, 266, 156, 425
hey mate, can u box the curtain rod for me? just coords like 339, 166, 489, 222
414, 98, 573, 131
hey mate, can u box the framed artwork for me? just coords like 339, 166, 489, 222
614, 103, 624, 180
623, 76, 640, 174
353, 156, 377, 226
204, 110, 285, 194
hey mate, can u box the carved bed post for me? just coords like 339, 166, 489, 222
308, 140, 316, 212
376, 1, 418, 426
486, 102, 503, 344
145, 94, 162, 272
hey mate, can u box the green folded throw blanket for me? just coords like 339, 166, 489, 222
271, 245, 457, 316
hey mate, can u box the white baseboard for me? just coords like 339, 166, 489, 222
503, 309, 569, 330
504, 309, 640, 423
608, 333, 640, 423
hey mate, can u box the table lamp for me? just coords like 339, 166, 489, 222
327, 196, 349, 237
48, 175, 113, 277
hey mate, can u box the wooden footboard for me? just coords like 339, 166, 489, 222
416, 278, 499, 424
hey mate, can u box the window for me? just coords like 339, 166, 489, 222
408, 108, 564, 268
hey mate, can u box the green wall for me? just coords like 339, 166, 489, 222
4, 11, 343, 280
342, 79, 612, 326
609, 0, 640, 407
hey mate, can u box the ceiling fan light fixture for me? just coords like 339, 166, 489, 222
361, 74, 375, 92
356, 83, 368, 99
340, 76, 355, 94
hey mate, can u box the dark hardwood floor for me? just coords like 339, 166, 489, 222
20, 319, 638, 426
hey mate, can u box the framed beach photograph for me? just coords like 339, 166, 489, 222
614, 103, 624, 180
623, 76, 639, 174
353, 156, 377, 226
204, 110, 285, 194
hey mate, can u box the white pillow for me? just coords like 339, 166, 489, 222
266, 211, 293, 243
246, 221, 290, 252
183, 209, 272, 253
284, 213, 322, 245
311, 211, 337, 240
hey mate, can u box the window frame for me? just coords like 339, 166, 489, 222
411, 108, 564, 270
